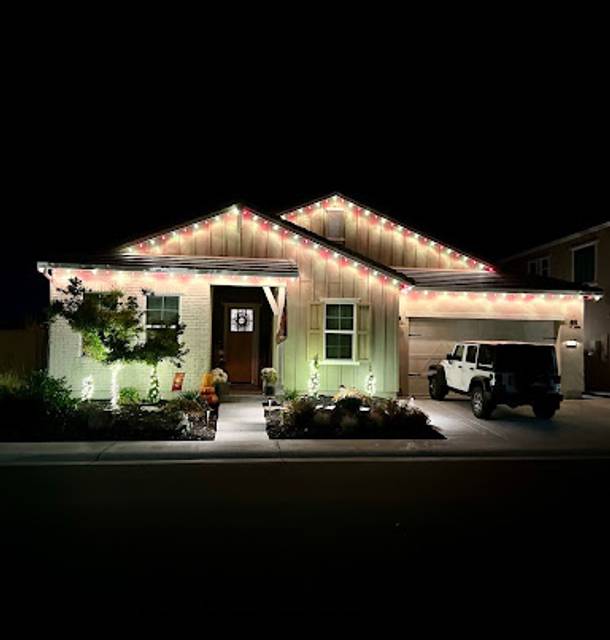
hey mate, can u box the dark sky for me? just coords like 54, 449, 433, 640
3, 26, 607, 327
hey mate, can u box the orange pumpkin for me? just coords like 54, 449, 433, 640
206, 393, 219, 406
201, 386, 216, 395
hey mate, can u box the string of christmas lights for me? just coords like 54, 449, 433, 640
277, 194, 494, 272
39, 267, 601, 301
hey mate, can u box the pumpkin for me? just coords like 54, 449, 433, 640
206, 393, 219, 406
202, 372, 214, 387
201, 386, 216, 395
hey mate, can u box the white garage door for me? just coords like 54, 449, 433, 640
406, 318, 559, 397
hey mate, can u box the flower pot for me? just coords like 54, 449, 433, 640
263, 384, 275, 396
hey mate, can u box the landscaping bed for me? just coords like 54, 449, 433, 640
0, 372, 215, 442
265, 393, 444, 440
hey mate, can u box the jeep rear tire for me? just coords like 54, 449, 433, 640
471, 385, 495, 419
532, 400, 557, 420
429, 371, 448, 400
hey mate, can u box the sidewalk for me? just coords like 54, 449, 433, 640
1, 397, 609, 465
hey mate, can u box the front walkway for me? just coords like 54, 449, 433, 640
215, 397, 268, 442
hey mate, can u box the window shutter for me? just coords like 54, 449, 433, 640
307, 302, 323, 361
357, 304, 371, 361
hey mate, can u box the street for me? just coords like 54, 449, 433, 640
2, 455, 609, 611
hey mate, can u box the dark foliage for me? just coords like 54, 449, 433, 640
0, 371, 214, 441
267, 395, 444, 439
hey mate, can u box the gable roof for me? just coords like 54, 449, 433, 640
115, 203, 416, 289
275, 192, 495, 272
501, 220, 610, 263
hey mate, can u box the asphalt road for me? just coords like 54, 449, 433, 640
3, 457, 610, 612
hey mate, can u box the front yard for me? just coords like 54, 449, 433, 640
0, 371, 215, 442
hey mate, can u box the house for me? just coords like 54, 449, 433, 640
38, 194, 604, 401
502, 222, 610, 392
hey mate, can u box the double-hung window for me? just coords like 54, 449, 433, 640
146, 295, 180, 340
324, 302, 356, 362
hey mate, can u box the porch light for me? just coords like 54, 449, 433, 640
564, 340, 579, 349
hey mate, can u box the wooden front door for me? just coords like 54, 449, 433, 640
224, 304, 259, 385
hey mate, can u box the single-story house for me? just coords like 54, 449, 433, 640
38, 193, 604, 400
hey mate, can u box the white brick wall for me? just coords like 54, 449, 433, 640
48, 272, 212, 400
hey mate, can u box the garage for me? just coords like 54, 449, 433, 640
403, 318, 559, 397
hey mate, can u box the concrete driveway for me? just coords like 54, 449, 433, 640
416, 395, 610, 454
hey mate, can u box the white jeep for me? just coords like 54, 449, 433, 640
427, 341, 563, 419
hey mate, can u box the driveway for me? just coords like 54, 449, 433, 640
416, 395, 610, 454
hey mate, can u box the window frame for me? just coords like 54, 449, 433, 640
145, 294, 182, 333
465, 345, 478, 364
527, 256, 551, 277
571, 241, 597, 285
321, 298, 359, 365
325, 208, 346, 243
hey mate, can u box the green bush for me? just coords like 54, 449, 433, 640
0, 371, 25, 393
165, 393, 207, 414
119, 386, 140, 406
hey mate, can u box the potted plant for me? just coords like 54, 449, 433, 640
261, 367, 278, 396
210, 368, 229, 400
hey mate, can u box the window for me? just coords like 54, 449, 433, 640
230, 308, 254, 332
465, 345, 478, 363
528, 256, 550, 277
453, 344, 465, 360
324, 302, 356, 361
573, 243, 596, 284
146, 295, 180, 335
478, 344, 495, 368
325, 209, 345, 243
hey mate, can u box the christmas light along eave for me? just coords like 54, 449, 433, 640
276, 192, 496, 273
400, 289, 603, 302
116, 205, 417, 293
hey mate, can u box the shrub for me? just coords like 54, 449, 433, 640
267, 394, 441, 439
165, 394, 207, 415
119, 386, 140, 406
0, 371, 25, 393
282, 388, 299, 402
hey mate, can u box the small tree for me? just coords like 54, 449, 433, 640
49, 278, 188, 407
131, 324, 188, 403
50, 278, 142, 408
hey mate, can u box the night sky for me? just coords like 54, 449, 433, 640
4, 56, 607, 328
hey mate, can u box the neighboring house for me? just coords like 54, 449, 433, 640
38, 194, 603, 401
502, 222, 610, 392
0, 323, 47, 373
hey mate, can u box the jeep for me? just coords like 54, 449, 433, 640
427, 341, 563, 419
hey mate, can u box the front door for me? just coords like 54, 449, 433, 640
224, 304, 259, 385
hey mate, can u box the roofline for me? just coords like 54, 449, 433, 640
273, 192, 495, 270
112, 203, 415, 288
36, 257, 299, 279
500, 221, 610, 263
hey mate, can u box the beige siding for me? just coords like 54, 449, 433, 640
399, 293, 585, 398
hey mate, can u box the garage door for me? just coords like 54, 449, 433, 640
405, 318, 559, 397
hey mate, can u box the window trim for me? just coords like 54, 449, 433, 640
527, 255, 551, 277
321, 298, 359, 365
571, 241, 598, 285
325, 207, 346, 243
145, 294, 182, 333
